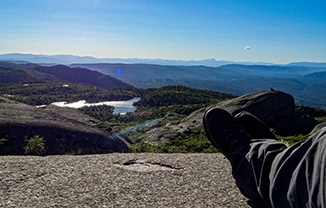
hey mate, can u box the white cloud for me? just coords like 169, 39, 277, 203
244, 46, 250, 50
81, 37, 85, 41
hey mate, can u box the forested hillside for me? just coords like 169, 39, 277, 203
0, 63, 59, 83
33, 65, 130, 88
0, 61, 133, 89
134, 85, 234, 107
72, 63, 326, 109
0, 81, 141, 105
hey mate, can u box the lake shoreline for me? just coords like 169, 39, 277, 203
37, 97, 141, 115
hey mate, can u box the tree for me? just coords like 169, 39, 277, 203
24, 135, 45, 155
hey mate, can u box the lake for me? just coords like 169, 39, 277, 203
51, 97, 141, 115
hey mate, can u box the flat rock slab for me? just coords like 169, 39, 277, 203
0, 153, 266, 207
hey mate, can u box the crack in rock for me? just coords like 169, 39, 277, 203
114, 159, 183, 172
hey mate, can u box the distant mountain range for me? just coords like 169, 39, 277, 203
71, 63, 326, 109
2, 53, 326, 67
1, 53, 326, 109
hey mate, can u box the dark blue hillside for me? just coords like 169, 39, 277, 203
33, 65, 132, 88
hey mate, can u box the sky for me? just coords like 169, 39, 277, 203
1, 0, 326, 64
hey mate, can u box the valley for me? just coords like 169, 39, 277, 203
71, 63, 326, 109
1, 59, 326, 155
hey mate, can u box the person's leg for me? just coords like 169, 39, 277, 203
268, 127, 326, 208
233, 127, 326, 208
232, 139, 287, 206
204, 107, 326, 207
203, 107, 279, 204
232, 111, 283, 203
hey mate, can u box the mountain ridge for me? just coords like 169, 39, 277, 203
1, 53, 319, 67
0, 61, 133, 89
33, 64, 131, 88
71, 63, 326, 109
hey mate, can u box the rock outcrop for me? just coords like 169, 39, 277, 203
310, 121, 326, 135
141, 90, 319, 144
0, 97, 129, 155
0, 154, 261, 207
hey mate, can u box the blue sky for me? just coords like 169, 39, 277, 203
1, 0, 326, 64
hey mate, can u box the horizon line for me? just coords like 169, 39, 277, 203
1, 52, 326, 65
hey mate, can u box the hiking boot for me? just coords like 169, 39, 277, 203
203, 107, 252, 159
235, 111, 276, 140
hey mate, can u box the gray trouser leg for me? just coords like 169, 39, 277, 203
232, 128, 326, 208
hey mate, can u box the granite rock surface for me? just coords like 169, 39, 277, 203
0, 153, 267, 207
